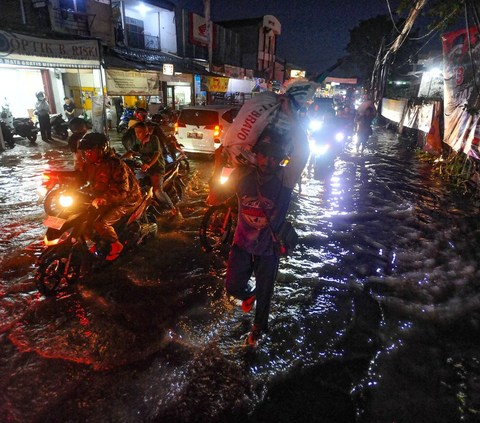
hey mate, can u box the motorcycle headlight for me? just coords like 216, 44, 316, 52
59, 195, 73, 208
311, 143, 330, 156
335, 132, 345, 142
220, 167, 234, 185
309, 120, 323, 131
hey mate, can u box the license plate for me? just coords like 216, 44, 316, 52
187, 131, 203, 139
43, 215, 66, 230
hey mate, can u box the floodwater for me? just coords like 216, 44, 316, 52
1, 129, 480, 423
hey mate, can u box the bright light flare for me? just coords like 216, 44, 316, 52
59, 195, 73, 208
220, 167, 234, 184
311, 143, 330, 156
335, 132, 345, 142
309, 120, 323, 131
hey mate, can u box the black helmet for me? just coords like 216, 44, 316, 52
36, 91, 45, 99
78, 133, 109, 154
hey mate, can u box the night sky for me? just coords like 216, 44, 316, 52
172, 0, 404, 73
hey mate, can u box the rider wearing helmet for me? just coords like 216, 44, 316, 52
34, 91, 52, 141
78, 133, 142, 260
122, 107, 149, 150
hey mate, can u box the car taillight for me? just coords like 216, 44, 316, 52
205, 125, 222, 137
175, 122, 186, 133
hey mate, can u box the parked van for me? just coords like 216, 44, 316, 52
175, 106, 239, 154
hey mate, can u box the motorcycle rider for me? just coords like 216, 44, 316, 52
123, 122, 178, 216
78, 133, 142, 260
35, 92, 52, 141
121, 107, 149, 151
67, 117, 88, 170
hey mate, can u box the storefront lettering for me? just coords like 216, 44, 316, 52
1, 31, 100, 61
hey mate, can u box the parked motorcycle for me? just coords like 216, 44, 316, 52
35, 189, 158, 296
199, 167, 237, 252
118, 107, 135, 133
12, 117, 39, 142
50, 114, 69, 140
1, 120, 15, 148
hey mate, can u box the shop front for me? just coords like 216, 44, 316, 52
0, 30, 101, 121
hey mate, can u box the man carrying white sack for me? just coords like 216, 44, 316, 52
208, 95, 310, 345
221, 79, 318, 167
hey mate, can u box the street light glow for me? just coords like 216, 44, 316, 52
136, 3, 150, 14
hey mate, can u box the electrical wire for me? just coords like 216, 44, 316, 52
409, 9, 458, 40
386, 0, 402, 34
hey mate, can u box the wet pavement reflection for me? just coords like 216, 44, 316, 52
1, 130, 480, 422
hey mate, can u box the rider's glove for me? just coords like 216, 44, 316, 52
92, 198, 107, 209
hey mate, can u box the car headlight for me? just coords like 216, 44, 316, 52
335, 132, 345, 142
311, 143, 330, 155
309, 120, 323, 131
59, 195, 73, 208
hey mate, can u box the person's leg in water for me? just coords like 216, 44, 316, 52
357, 133, 368, 155
150, 173, 177, 215
249, 253, 279, 345
226, 243, 257, 315
93, 204, 136, 260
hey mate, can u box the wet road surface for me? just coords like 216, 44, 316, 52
1, 130, 480, 422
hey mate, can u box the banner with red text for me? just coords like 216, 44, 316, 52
443, 27, 480, 155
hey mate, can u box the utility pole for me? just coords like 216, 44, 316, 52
203, 0, 213, 70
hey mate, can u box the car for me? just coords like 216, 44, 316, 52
175, 106, 239, 154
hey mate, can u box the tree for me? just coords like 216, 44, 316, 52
344, 14, 419, 84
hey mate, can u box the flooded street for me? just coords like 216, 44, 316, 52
1, 129, 480, 423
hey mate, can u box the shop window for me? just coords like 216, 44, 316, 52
126, 17, 145, 49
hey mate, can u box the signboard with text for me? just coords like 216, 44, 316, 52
0, 30, 100, 68
106, 69, 159, 96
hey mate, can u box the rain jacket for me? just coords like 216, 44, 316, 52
83, 155, 142, 207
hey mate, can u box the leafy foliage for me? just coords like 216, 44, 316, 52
344, 14, 419, 83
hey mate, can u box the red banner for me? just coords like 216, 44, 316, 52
443, 27, 480, 155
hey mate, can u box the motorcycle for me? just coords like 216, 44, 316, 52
118, 107, 135, 133
165, 134, 190, 177
1, 120, 15, 148
37, 169, 82, 215
199, 167, 237, 252
124, 155, 186, 214
308, 119, 343, 180
12, 117, 39, 142
50, 114, 69, 140
35, 189, 158, 296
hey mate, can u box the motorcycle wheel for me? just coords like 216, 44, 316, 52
35, 246, 81, 296
199, 203, 233, 252
60, 129, 68, 140
178, 158, 190, 176
27, 133, 37, 142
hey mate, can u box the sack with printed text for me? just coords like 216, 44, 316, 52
223, 80, 318, 166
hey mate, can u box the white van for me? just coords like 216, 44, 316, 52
175, 106, 239, 154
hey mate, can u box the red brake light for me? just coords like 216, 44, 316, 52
175, 122, 186, 133
205, 125, 222, 137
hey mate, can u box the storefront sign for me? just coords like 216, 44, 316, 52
106, 69, 159, 96
207, 76, 229, 92
190, 13, 208, 47
290, 70, 306, 79
163, 64, 174, 76
195, 75, 202, 94
443, 27, 480, 155
0, 30, 100, 68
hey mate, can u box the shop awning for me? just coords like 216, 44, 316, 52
103, 47, 214, 76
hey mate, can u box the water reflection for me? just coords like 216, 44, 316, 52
1, 130, 480, 421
